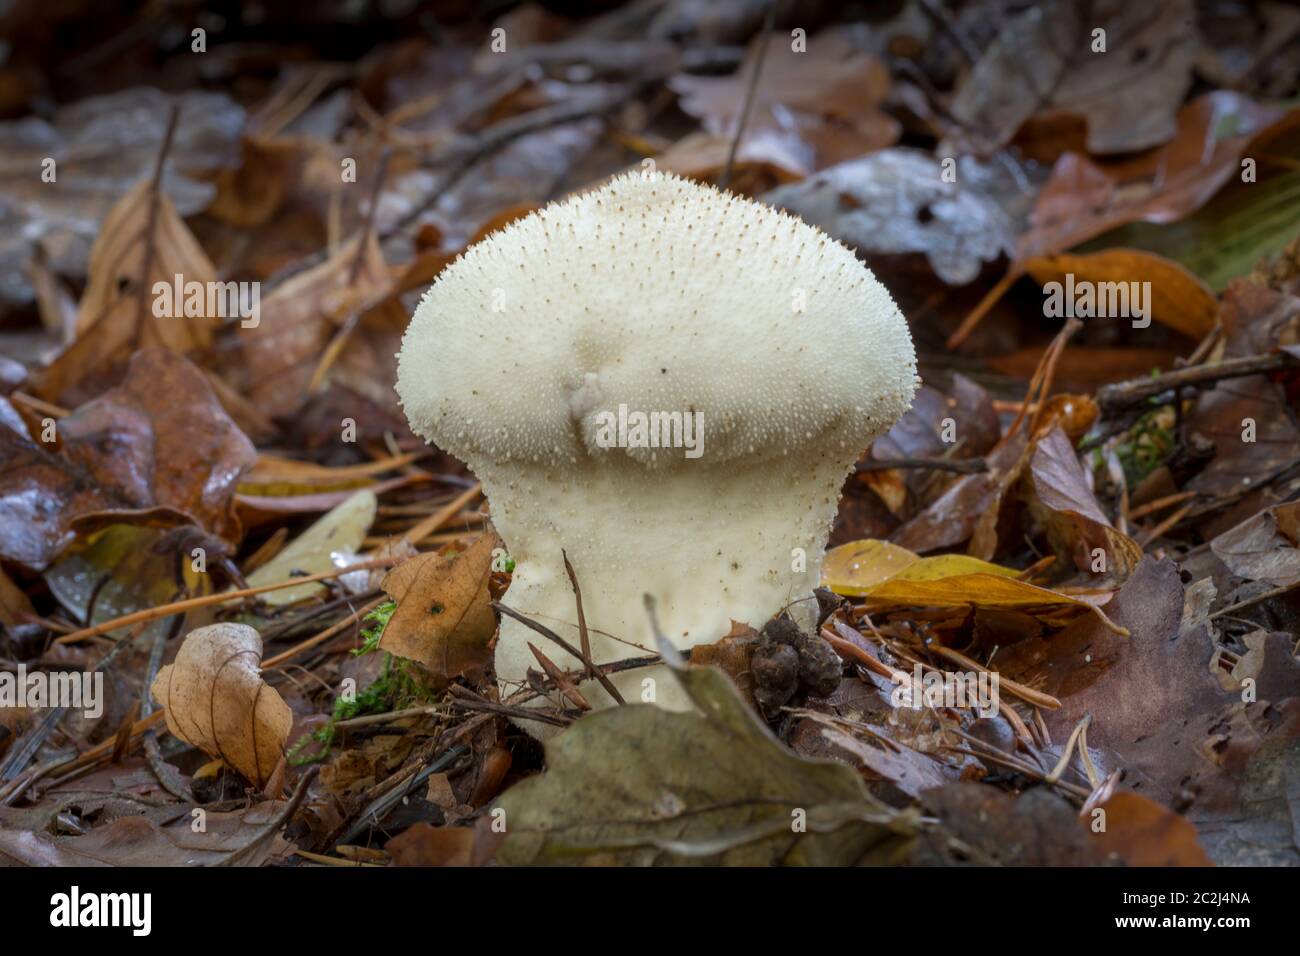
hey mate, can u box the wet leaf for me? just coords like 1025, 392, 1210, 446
765, 149, 1014, 285
0, 349, 256, 568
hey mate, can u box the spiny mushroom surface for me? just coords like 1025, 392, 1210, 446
396, 170, 917, 732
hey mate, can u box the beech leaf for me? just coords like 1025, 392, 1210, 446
150, 622, 292, 787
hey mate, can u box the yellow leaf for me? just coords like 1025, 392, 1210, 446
1024, 249, 1217, 339
892, 554, 1021, 582
821, 540, 920, 595
822, 539, 1127, 635
866, 574, 1126, 635
245, 489, 376, 606
821, 540, 1018, 595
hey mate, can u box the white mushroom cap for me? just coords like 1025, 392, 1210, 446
397, 170, 917, 732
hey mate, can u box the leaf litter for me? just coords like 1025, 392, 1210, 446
0, 0, 1298, 869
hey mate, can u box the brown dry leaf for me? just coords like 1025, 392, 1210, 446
1211, 502, 1300, 587
151, 622, 292, 788
1018, 92, 1290, 260
652, 131, 804, 192
0, 801, 292, 867
670, 30, 898, 177
233, 233, 393, 416
689, 621, 760, 705
891, 431, 1029, 555
379, 532, 501, 680
0, 565, 36, 631
816, 723, 958, 800
949, 0, 1195, 156
1092, 792, 1213, 866
1027, 425, 1143, 581
0, 348, 256, 568
38, 180, 220, 403
987, 555, 1300, 864
0, 88, 243, 311
386, 823, 487, 867
1024, 249, 1219, 340
913, 785, 1106, 866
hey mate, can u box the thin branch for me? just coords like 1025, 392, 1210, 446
720, 0, 779, 189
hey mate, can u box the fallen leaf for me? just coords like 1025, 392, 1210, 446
1027, 425, 1143, 581
379, 532, 500, 680
244, 489, 376, 607
671, 30, 898, 177
232, 233, 393, 416
0, 88, 243, 311
0, 801, 292, 866
949, 0, 1195, 156
0, 348, 256, 568
1211, 502, 1300, 587
386, 823, 482, 867
151, 622, 292, 788
1091, 792, 1214, 866
820, 539, 921, 595
764, 149, 1014, 285
493, 662, 916, 865
37, 172, 222, 402
912, 785, 1105, 865
1019, 92, 1289, 260
1024, 249, 1219, 340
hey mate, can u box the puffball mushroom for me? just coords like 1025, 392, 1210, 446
396, 170, 917, 731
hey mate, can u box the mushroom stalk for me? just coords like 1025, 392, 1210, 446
397, 171, 917, 732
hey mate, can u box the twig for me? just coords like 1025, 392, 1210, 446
399, 483, 482, 547
1096, 352, 1299, 414
493, 602, 626, 704
264, 595, 386, 669
720, 0, 779, 189
134, 101, 181, 340
562, 549, 594, 679
214, 766, 319, 867
53, 557, 400, 645
335, 745, 467, 847
0, 624, 142, 782
1209, 580, 1300, 620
